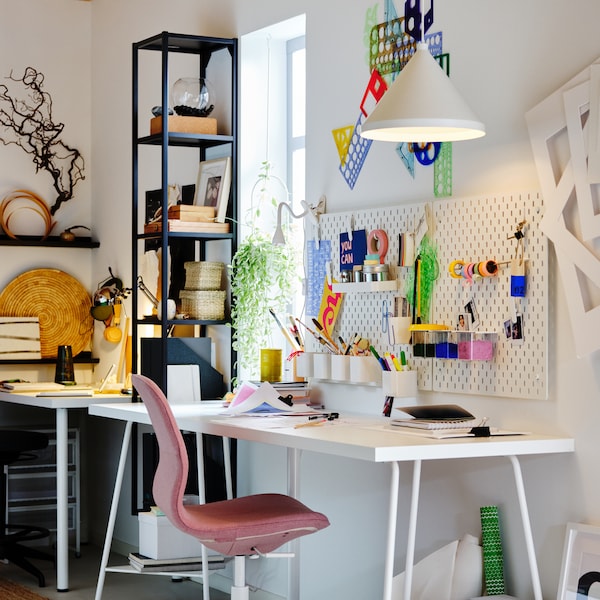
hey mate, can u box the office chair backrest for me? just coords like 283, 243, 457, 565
131, 374, 190, 532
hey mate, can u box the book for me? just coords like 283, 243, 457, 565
128, 552, 224, 572
143, 220, 230, 234
390, 427, 528, 440
167, 205, 216, 222
391, 403, 480, 429
390, 418, 481, 430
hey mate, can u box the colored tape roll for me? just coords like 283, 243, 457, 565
481, 260, 498, 277
448, 260, 465, 278
463, 262, 475, 283
367, 229, 389, 263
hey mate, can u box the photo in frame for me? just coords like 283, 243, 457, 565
558, 522, 600, 599
193, 156, 231, 223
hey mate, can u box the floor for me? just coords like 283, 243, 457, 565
0, 544, 231, 600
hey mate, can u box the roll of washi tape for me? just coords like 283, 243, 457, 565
463, 262, 475, 283
481, 259, 498, 277
480, 505, 506, 596
448, 260, 465, 278
367, 229, 388, 264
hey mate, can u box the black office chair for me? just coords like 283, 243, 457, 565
0, 430, 55, 586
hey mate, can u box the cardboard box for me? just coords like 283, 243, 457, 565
150, 116, 217, 135
138, 511, 205, 559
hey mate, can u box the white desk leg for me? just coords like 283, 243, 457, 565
195, 433, 211, 600
95, 420, 133, 600
222, 436, 233, 500
508, 455, 543, 600
383, 461, 400, 600
287, 448, 301, 600
56, 407, 69, 592
403, 459, 422, 600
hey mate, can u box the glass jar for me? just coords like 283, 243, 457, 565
171, 77, 215, 117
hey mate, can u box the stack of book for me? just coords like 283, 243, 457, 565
128, 552, 225, 573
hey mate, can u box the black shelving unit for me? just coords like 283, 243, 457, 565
131, 31, 238, 511
131, 31, 238, 393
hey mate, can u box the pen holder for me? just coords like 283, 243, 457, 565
330, 355, 350, 381
313, 353, 331, 379
295, 352, 314, 378
382, 370, 418, 398
389, 316, 412, 345
55, 344, 75, 385
260, 348, 282, 382
350, 355, 382, 384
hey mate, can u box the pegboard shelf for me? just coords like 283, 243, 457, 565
331, 280, 399, 293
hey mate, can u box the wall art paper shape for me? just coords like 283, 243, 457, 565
526, 56, 600, 356
306, 239, 331, 317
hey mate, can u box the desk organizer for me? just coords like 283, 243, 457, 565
382, 370, 418, 397
457, 332, 497, 361
296, 353, 382, 385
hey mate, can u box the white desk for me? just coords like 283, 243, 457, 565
89, 402, 574, 600
0, 391, 131, 592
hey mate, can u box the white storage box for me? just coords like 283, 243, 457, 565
138, 511, 205, 560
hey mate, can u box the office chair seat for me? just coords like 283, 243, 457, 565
132, 374, 330, 598
0, 430, 55, 587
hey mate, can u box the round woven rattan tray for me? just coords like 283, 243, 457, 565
0, 268, 93, 358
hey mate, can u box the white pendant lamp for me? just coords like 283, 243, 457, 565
360, 42, 485, 143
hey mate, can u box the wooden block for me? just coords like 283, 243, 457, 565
167, 205, 216, 222
0, 317, 41, 359
150, 116, 217, 135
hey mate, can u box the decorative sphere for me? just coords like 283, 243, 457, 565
171, 77, 215, 117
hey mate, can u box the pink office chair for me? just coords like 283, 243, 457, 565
131, 374, 329, 599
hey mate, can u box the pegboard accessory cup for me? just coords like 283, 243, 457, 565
382, 370, 418, 397
295, 352, 314, 378
389, 316, 412, 344
313, 353, 331, 379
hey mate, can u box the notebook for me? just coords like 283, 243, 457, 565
391, 403, 480, 430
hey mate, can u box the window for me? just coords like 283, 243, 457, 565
239, 16, 306, 381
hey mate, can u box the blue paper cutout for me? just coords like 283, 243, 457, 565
339, 113, 372, 190
306, 240, 332, 316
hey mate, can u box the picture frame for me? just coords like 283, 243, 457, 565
193, 156, 231, 223
558, 522, 600, 599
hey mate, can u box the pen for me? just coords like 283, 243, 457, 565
294, 418, 328, 428
370, 345, 390, 371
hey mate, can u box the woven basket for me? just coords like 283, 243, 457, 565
180, 290, 226, 320
184, 261, 224, 290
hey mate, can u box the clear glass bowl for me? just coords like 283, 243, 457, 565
171, 77, 215, 117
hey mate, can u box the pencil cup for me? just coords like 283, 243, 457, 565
350, 355, 382, 384
382, 370, 418, 398
330, 355, 350, 381
312, 353, 331, 379
260, 348, 282, 382
295, 352, 314, 378
55, 345, 75, 385
389, 316, 412, 344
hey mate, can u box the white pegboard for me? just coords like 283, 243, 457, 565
308, 191, 547, 400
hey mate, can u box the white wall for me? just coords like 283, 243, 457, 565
228, 1, 600, 599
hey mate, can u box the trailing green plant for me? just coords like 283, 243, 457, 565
228, 162, 299, 381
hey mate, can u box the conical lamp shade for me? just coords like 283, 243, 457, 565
360, 42, 485, 142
